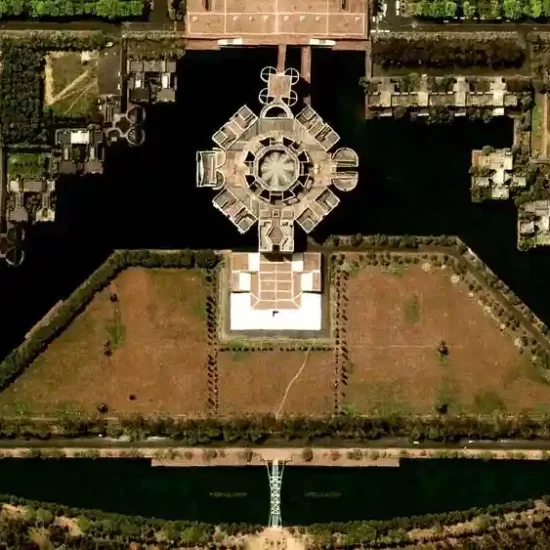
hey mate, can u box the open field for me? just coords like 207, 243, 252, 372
44, 51, 99, 118
0, 268, 209, 415
343, 261, 550, 415
217, 350, 335, 416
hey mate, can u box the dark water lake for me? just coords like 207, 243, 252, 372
1, 459, 550, 524
1, 48, 548, 358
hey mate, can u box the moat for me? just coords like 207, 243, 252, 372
0, 47, 547, 357
0, 459, 550, 524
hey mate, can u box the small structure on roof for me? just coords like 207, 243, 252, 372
470, 148, 526, 202
54, 127, 105, 175
127, 58, 178, 104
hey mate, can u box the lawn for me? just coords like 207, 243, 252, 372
342, 260, 550, 415
0, 268, 209, 415
44, 51, 99, 119
217, 350, 335, 416
8, 153, 47, 180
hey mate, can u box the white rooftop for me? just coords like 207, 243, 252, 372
230, 292, 322, 331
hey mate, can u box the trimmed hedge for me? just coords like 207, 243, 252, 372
0, 249, 219, 392
0, 31, 112, 50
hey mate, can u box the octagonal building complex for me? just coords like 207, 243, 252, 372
196, 67, 359, 332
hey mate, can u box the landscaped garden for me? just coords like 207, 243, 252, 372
338, 253, 550, 415
0, 267, 210, 415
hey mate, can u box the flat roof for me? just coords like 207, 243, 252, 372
230, 292, 322, 331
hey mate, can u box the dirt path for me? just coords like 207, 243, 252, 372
275, 350, 310, 418
44, 59, 55, 105
50, 69, 90, 105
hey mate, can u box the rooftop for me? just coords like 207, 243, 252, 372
197, 67, 358, 253
229, 252, 322, 331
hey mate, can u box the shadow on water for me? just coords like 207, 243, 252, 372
0, 460, 269, 524
283, 461, 550, 524
0, 460, 550, 524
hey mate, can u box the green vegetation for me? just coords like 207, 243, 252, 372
105, 302, 125, 351
473, 390, 506, 414
0, 0, 145, 19
8, 152, 47, 179
0, 45, 46, 145
372, 36, 525, 69
303, 496, 550, 549
409, 0, 550, 19
403, 295, 421, 324
46, 52, 99, 119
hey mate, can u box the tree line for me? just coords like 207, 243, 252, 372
1, 413, 550, 441
0, 492, 260, 548
0, 491, 546, 549
0, 0, 145, 19
373, 36, 526, 69
409, 0, 550, 20
302, 497, 547, 548
0, 249, 219, 391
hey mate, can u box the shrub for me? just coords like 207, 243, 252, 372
302, 447, 314, 462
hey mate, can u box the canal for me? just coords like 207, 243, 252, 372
0, 459, 550, 524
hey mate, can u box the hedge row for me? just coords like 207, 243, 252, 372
3, 413, 550, 441
0, 31, 112, 50
0, 249, 219, 392
0, 0, 145, 19
373, 36, 526, 69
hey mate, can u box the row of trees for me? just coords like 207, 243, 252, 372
373, 37, 526, 69
0, 249, 219, 391
0, 0, 145, 19
0, 491, 546, 549
0, 493, 260, 548
3, 413, 550, 441
408, 0, 550, 20
302, 497, 545, 548
0, 44, 46, 145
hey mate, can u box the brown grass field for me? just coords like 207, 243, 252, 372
217, 350, 335, 416
344, 262, 550, 415
0, 268, 209, 415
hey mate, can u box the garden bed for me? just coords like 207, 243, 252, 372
0, 268, 209, 415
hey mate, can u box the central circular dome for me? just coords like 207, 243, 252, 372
258, 148, 298, 192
